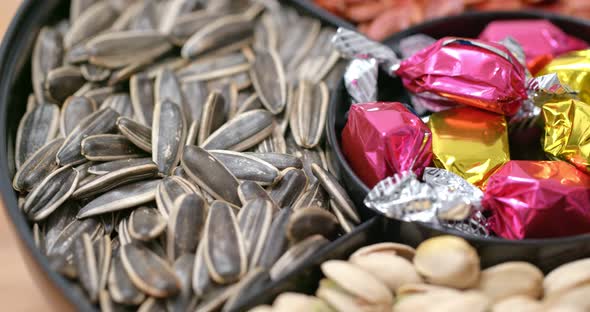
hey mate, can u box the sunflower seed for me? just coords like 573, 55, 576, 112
87, 158, 151, 176
33, 223, 45, 253
238, 198, 273, 268
167, 253, 198, 311
15, 103, 59, 169
60, 96, 97, 137
205, 200, 247, 284
48, 254, 77, 279
13, 138, 63, 192
24, 165, 79, 221
257, 206, 292, 269
117, 117, 152, 153
73, 233, 100, 302
77, 179, 160, 218
100, 94, 133, 118
237, 181, 272, 205
197, 91, 226, 145
84, 86, 116, 106
81, 134, 145, 161
32, 27, 63, 104
201, 109, 273, 151
181, 146, 241, 206
269, 168, 308, 209
100, 213, 118, 236
179, 53, 250, 83
330, 200, 355, 234
121, 243, 181, 298
111, 0, 157, 32
156, 175, 201, 218
109, 252, 146, 305
138, 297, 167, 312
234, 93, 261, 116
152, 98, 186, 175
44, 201, 81, 251
159, 0, 202, 34
130, 73, 155, 126
255, 122, 287, 154
118, 217, 134, 246
64, 1, 118, 50
290, 80, 328, 148
269, 234, 329, 281
70, 0, 94, 24
181, 80, 207, 125
182, 15, 254, 59
72, 158, 157, 198
194, 285, 237, 312
167, 193, 207, 260
46, 66, 85, 103
250, 49, 287, 114
192, 241, 217, 298
311, 164, 361, 224
81, 63, 111, 82
292, 181, 329, 211
47, 218, 103, 257
170, 11, 221, 45
128, 207, 166, 242
155, 68, 184, 109
246, 152, 302, 171
299, 147, 326, 185
57, 108, 119, 166
253, 13, 278, 51
86, 31, 172, 69
94, 235, 113, 293
210, 150, 280, 186
285, 19, 321, 73
287, 206, 340, 243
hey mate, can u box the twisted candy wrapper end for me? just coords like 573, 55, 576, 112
364, 168, 488, 237
344, 58, 378, 104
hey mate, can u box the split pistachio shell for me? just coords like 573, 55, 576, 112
544, 258, 590, 298
477, 261, 544, 301
273, 292, 331, 312
316, 278, 382, 312
396, 283, 460, 296
349, 253, 422, 293
413, 236, 480, 289
320, 260, 392, 306
543, 284, 590, 311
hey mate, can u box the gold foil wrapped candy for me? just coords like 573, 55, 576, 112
543, 99, 590, 173
537, 50, 590, 104
428, 107, 510, 188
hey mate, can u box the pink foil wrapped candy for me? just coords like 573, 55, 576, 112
396, 37, 528, 115
483, 160, 590, 240
341, 102, 432, 188
479, 20, 588, 69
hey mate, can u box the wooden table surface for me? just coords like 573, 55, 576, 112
0, 1, 64, 311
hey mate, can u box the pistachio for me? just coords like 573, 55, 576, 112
349, 242, 416, 262
491, 296, 542, 312
316, 278, 384, 312
543, 284, 590, 311
396, 283, 459, 296
413, 236, 480, 289
544, 258, 590, 298
349, 253, 422, 293
477, 261, 543, 301
320, 260, 392, 306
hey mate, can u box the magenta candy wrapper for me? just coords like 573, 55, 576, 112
483, 160, 590, 240
479, 19, 588, 63
396, 37, 528, 115
341, 102, 432, 188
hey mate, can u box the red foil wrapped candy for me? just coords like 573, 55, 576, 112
396, 37, 528, 115
479, 19, 588, 72
483, 160, 590, 239
341, 102, 432, 188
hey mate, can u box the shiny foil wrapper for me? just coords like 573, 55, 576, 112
341, 102, 432, 188
538, 50, 590, 104
428, 106, 510, 188
397, 37, 528, 115
484, 160, 590, 239
479, 20, 588, 67
344, 58, 378, 104
364, 168, 488, 237
543, 99, 590, 173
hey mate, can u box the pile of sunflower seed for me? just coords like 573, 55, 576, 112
13, 0, 360, 311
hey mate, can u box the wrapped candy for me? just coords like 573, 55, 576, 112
364, 167, 488, 237
537, 50, 590, 104
542, 99, 590, 174
341, 102, 432, 188
428, 106, 510, 188
484, 160, 590, 239
333, 29, 528, 115
479, 19, 588, 74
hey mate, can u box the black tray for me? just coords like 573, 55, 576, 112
325, 10, 590, 274
0, 1, 355, 311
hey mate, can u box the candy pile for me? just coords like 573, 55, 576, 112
253, 236, 590, 311
335, 20, 590, 239
314, 0, 590, 41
